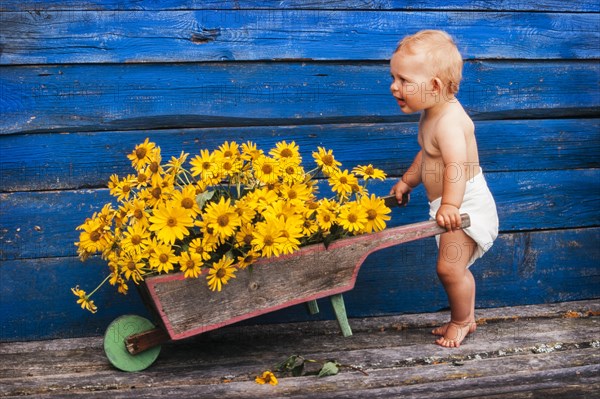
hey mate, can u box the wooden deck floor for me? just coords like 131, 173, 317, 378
1, 300, 598, 398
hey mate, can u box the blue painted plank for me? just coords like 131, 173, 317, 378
2, 1, 598, 12
1, 228, 598, 341
1, 119, 598, 192
1, 169, 599, 261
1, 10, 598, 64
1, 61, 598, 134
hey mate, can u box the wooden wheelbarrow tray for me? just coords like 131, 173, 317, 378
104, 208, 470, 371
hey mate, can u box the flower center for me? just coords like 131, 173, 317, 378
280, 148, 293, 158
131, 235, 141, 245
322, 154, 334, 166
137, 173, 148, 183
348, 214, 358, 223
262, 164, 273, 174
134, 209, 143, 219
323, 215, 331, 222
127, 261, 136, 271
367, 209, 377, 220
244, 234, 253, 245
151, 187, 162, 199
286, 166, 295, 175
339, 176, 348, 184
90, 231, 101, 242
181, 198, 194, 209
167, 217, 177, 227
217, 215, 229, 227
159, 254, 169, 263
202, 162, 212, 171
122, 184, 131, 193
149, 161, 159, 173
264, 235, 274, 246
135, 147, 147, 160
365, 166, 375, 175
216, 268, 227, 278
287, 190, 297, 199
186, 260, 195, 268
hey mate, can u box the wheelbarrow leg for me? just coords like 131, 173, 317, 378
306, 299, 320, 315
330, 294, 352, 337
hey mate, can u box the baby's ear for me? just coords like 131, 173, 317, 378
432, 77, 444, 93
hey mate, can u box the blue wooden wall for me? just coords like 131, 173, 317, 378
1, 1, 599, 341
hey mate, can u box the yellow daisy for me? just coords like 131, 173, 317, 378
188, 238, 213, 261
189, 149, 220, 185
241, 141, 263, 161
76, 218, 113, 254
206, 256, 237, 292
338, 201, 368, 234
120, 222, 150, 255
172, 185, 201, 218
148, 243, 178, 273
253, 155, 280, 184
312, 146, 341, 176
328, 169, 358, 200
235, 223, 256, 249
127, 138, 156, 171
252, 215, 286, 258
71, 286, 97, 313
279, 158, 306, 184
203, 197, 241, 240
179, 251, 203, 278
255, 371, 278, 386
269, 140, 301, 163
148, 203, 194, 245
215, 141, 241, 160
278, 182, 313, 208
237, 250, 260, 269
118, 252, 146, 283
165, 151, 189, 177
352, 164, 387, 181
316, 199, 339, 232
360, 194, 392, 233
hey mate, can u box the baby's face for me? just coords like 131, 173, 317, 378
390, 51, 436, 114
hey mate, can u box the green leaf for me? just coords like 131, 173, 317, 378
318, 361, 339, 378
291, 362, 305, 377
196, 190, 215, 209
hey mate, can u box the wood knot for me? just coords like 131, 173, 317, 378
248, 281, 259, 291
191, 28, 220, 44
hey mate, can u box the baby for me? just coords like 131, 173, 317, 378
389, 30, 499, 347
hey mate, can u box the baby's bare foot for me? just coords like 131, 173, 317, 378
434, 320, 475, 348
432, 319, 476, 336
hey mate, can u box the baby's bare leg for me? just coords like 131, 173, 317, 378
433, 229, 477, 348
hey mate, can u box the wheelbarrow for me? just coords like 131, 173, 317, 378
104, 197, 470, 371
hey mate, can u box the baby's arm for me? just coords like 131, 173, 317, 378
390, 150, 423, 205
436, 126, 468, 230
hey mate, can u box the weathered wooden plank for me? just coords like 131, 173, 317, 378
1, 119, 598, 192
2, 1, 598, 12
2, 169, 598, 261
1, 228, 598, 341
0, 306, 598, 397
1, 10, 598, 64
1, 61, 598, 134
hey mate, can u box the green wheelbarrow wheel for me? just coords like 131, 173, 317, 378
103, 315, 161, 372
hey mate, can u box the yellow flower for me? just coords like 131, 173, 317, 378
203, 197, 241, 240
255, 371, 278, 386
206, 256, 237, 292
165, 151, 189, 177
352, 164, 387, 181
241, 141, 263, 161
278, 182, 313, 208
172, 185, 201, 218
237, 250, 260, 269
215, 141, 241, 160
125, 198, 151, 227
108, 174, 137, 202
328, 169, 358, 200
246, 187, 279, 213
338, 201, 368, 234
121, 222, 150, 255
235, 224, 255, 249
312, 146, 341, 176
188, 238, 213, 261
253, 155, 280, 184
270, 140, 301, 163
278, 214, 304, 255
279, 158, 306, 184
118, 252, 146, 283
71, 286, 97, 313
190, 149, 220, 185
316, 198, 339, 231
149, 243, 178, 273
179, 251, 203, 278
360, 194, 392, 233
234, 197, 257, 225
252, 215, 286, 258
148, 202, 194, 245
127, 138, 156, 171
76, 218, 113, 254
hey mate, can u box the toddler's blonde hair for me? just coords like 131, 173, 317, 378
395, 30, 463, 95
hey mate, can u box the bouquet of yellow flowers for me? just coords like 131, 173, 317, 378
72, 139, 391, 313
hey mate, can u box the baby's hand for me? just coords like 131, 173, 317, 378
389, 180, 411, 206
436, 204, 462, 231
